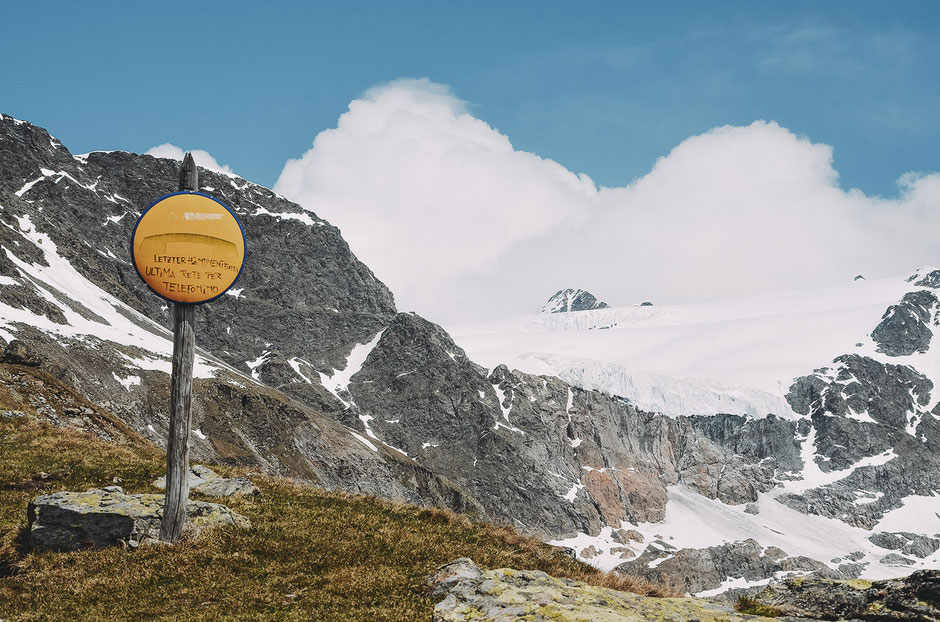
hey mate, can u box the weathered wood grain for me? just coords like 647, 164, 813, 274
160, 153, 198, 542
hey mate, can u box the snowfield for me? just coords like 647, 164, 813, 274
548, 485, 940, 586
448, 273, 931, 418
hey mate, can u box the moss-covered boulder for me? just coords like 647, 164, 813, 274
749, 570, 940, 620
428, 558, 776, 621
27, 486, 249, 551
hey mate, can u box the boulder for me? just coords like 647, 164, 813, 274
153, 465, 259, 497
2, 339, 43, 366
427, 558, 774, 621
427, 558, 484, 598
28, 487, 249, 552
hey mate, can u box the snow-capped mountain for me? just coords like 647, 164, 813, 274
538, 288, 609, 314
2, 113, 938, 595
452, 276, 933, 419
449, 275, 940, 589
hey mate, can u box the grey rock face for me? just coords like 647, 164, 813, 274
783, 350, 940, 529
0, 114, 396, 387
616, 539, 825, 595
539, 289, 608, 313
153, 465, 259, 497
343, 313, 782, 538
750, 570, 940, 621
793, 354, 932, 431
0, 116, 486, 519
914, 269, 940, 289
688, 413, 802, 473
870, 531, 940, 559
880, 553, 916, 566
27, 488, 249, 551
871, 290, 937, 356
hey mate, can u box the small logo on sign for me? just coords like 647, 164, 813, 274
184, 212, 223, 221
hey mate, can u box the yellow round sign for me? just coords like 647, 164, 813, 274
132, 192, 246, 304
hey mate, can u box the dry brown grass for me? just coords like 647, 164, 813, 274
0, 378, 673, 620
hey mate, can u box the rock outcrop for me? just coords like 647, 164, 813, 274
152, 465, 259, 497
746, 570, 940, 620
27, 487, 249, 551
539, 289, 608, 313
783, 351, 940, 528
868, 532, 940, 559
429, 560, 940, 621
617, 539, 828, 595
343, 315, 783, 538
427, 558, 767, 621
0, 113, 395, 408
871, 290, 938, 356
914, 269, 940, 289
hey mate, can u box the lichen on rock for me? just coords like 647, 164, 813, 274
28, 487, 249, 552
427, 558, 777, 621
152, 464, 259, 497
746, 570, 940, 620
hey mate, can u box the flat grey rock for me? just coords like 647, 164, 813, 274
28, 488, 249, 552
153, 465, 259, 497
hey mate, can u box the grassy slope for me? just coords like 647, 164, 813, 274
0, 366, 667, 621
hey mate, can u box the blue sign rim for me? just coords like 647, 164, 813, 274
130, 190, 247, 306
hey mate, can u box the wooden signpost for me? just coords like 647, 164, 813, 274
131, 154, 246, 541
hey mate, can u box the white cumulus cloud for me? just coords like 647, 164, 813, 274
274, 79, 940, 325
145, 143, 236, 177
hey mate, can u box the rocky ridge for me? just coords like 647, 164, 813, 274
539, 288, 609, 313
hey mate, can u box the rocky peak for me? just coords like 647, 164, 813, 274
0, 113, 397, 379
539, 289, 608, 314
871, 289, 938, 357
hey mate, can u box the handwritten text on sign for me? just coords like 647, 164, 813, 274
132, 192, 246, 304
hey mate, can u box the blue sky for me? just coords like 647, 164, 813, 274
3, 1, 938, 197
5, 2, 940, 321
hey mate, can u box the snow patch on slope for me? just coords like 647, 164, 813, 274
318, 330, 385, 408
0, 215, 228, 379
875, 494, 940, 533
549, 485, 940, 581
